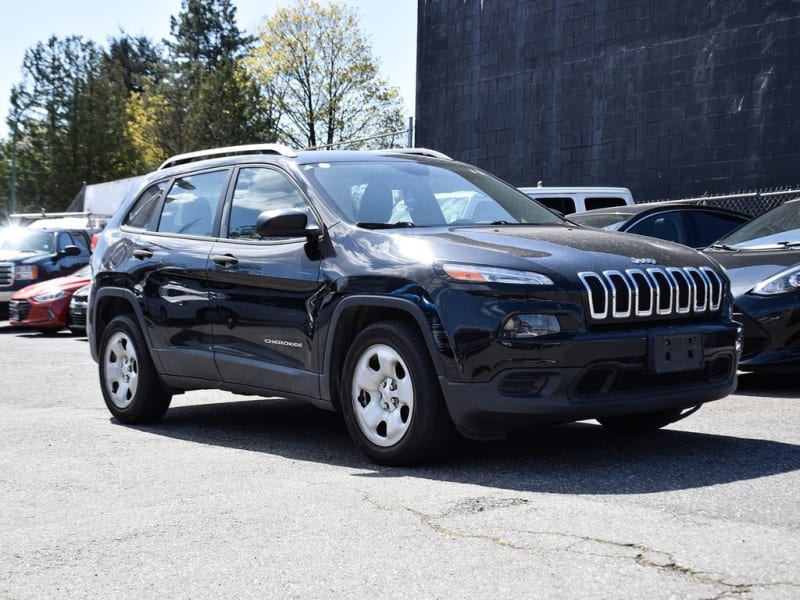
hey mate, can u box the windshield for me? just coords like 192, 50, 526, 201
717, 199, 800, 249
0, 228, 55, 253
303, 160, 564, 227
568, 212, 630, 229
73, 264, 92, 278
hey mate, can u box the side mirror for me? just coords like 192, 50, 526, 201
255, 209, 321, 240
58, 245, 82, 258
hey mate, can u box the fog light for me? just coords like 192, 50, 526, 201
501, 314, 560, 339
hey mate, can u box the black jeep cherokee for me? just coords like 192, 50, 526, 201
88, 145, 740, 465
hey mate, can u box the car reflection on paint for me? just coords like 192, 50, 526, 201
704, 197, 800, 371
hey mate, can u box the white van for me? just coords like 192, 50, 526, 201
518, 185, 634, 214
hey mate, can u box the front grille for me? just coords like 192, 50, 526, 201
0, 263, 12, 287
578, 266, 724, 322
9, 299, 31, 321
573, 355, 734, 399
70, 297, 88, 329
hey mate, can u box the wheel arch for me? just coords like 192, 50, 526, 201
320, 296, 451, 412
90, 287, 147, 363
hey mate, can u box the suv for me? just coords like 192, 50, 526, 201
0, 226, 92, 305
88, 145, 740, 465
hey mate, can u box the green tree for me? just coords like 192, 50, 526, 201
248, 0, 406, 149
154, 0, 275, 155
107, 33, 165, 94
8, 36, 100, 211
8, 35, 152, 212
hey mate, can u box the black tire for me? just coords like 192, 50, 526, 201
98, 314, 171, 423
340, 319, 455, 466
597, 408, 689, 432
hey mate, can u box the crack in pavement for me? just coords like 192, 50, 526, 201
364, 493, 800, 597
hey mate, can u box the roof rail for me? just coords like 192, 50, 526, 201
370, 148, 454, 160
158, 143, 298, 170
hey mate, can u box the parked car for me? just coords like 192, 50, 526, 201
0, 225, 92, 306
88, 144, 739, 465
567, 202, 750, 249
9, 264, 92, 333
705, 197, 800, 371
69, 283, 92, 334
518, 185, 634, 214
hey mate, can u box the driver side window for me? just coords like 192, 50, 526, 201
227, 167, 311, 240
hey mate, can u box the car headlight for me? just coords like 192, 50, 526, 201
33, 289, 65, 303
750, 265, 800, 295
15, 265, 38, 280
436, 262, 554, 285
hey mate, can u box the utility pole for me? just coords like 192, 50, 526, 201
9, 120, 17, 215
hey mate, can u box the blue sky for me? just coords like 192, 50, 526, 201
0, 0, 417, 139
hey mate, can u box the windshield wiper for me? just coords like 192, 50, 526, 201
776, 240, 800, 248
356, 221, 417, 229
708, 242, 739, 251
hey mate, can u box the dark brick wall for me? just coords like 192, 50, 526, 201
415, 0, 800, 201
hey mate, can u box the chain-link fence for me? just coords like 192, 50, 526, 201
642, 187, 800, 217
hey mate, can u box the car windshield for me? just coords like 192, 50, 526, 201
0, 228, 54, 253
303, 160, 564, 227
716, 199, 800, 249
568, 212, 630, 229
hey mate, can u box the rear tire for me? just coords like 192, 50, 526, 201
341, 320, 454, 465
98, 315, 171, 423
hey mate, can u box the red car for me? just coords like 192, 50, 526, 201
8, 265, 92, 333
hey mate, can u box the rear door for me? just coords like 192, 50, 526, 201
207, 166, 323, 398
125, 169, 230, 379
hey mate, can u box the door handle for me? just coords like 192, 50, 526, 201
212, 254, 239, 267
132, 248, 154, 260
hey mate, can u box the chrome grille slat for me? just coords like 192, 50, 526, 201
578, 266, 724, 321
0, 263, 12, 287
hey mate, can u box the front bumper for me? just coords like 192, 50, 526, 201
437, 324, 739, 439
734, 293, 800, 371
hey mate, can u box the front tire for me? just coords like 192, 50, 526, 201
341, 320, 454, 465
99, 315, 171, 423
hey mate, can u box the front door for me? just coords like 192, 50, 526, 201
207, 166, 323, 398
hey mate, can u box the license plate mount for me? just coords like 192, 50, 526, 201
649, 333, 704, 374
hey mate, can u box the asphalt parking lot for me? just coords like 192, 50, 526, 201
1, 322, 798, 599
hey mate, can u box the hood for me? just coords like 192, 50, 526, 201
425, 225, 718, 275
0, 250, 50, 263
11, 274, 92, 300
706, 247, 800, 297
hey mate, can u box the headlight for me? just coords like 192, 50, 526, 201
750, 265, 800, 295
15, 265, 38, 280
501, 314, 561, 338
33, 289, 65, 303
436, 262, 554, 285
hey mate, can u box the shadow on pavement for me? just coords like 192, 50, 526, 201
736, 371, 799, 398
125, 396, 800, 495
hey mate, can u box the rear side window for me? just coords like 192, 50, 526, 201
124, 182, 167, 229
534, 197, 575, 214
585, 197, 627, 210
157, 170, 228, 237
628, 213, 685, 244
687, 211, 748, 247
